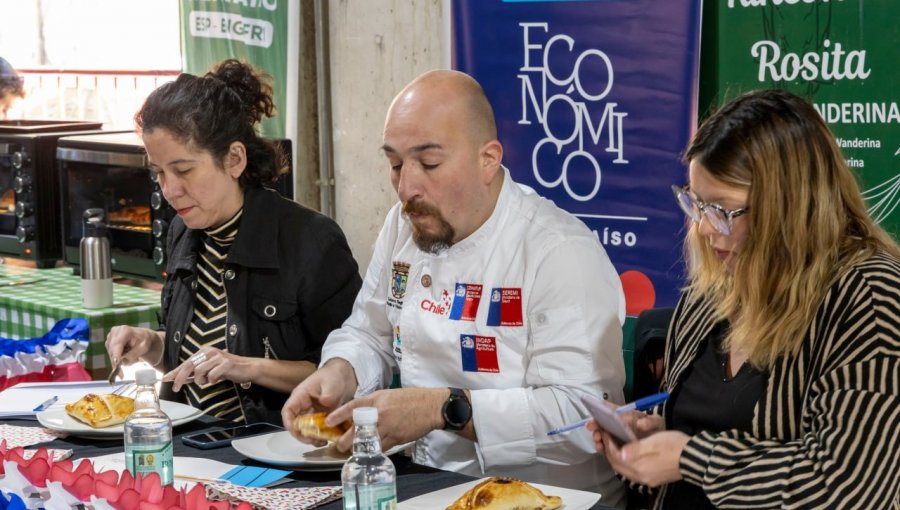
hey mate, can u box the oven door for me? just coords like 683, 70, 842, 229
0, 142, 17, 240
60, 155, 170, 280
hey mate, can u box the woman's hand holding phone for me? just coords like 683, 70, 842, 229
588, 410, 664, 456
583, 391, 668, 455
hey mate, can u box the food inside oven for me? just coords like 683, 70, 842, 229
0, 189, 13, 213
106, 204, 151, 231
62, 163, 157, 262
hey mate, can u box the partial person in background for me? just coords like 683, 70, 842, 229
589, 89, 900, 509
106, 59, 361, 424
282, 69, 627, 507
0, 57, 25, 119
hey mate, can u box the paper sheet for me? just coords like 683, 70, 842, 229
84, 453, 291, 490
0, 380, 131, 418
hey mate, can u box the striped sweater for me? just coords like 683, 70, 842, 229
660, 253, 900, 509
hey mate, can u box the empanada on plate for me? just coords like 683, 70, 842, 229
446, 477, 563, 510
64, 393, 135, 428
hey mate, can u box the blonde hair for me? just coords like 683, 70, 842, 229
683, 89, 900, 369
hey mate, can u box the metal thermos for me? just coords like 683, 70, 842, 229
80, 208, 113, 308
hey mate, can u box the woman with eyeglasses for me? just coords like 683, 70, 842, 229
589, 89, 900, 509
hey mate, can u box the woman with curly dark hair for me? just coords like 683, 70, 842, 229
106, 60, 362, 424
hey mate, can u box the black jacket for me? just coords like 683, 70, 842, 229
158, 186, 361, 423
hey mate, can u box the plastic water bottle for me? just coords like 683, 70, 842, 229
124, 369, 173, 485
341, 407, 398, 510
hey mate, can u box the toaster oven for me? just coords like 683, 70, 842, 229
57, 132, 293, 280
0, 120, 106, 267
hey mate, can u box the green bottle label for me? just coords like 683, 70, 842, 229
125, 441, 174, 485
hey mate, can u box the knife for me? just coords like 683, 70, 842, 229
107, 360, 123, 384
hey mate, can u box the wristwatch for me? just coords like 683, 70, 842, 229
442, 387, 472, 431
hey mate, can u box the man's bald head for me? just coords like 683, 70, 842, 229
382, 70, 505, 252
387, 69, 497, 146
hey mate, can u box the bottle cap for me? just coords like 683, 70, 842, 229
82, 208, 107, 237
352, 407, 378, 425
135, 369, 157, 385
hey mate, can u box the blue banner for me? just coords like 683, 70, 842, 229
452, 0, 702, 312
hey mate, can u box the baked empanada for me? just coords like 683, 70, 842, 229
64, 393, 135, 428
446, 477, 563, 510
293, 412, 351, 442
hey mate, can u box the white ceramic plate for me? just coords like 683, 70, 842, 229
398, 478, 601, 510
231, 430, 411, 471
36, 400, 203, 439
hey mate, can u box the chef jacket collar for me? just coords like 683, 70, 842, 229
431, 166, 513, 258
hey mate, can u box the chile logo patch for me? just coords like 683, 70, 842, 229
486, 287, 523, 326
460, 334, 499, 373
449, 283, 482, 321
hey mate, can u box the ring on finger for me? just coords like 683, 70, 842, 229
190, 351, 207, 367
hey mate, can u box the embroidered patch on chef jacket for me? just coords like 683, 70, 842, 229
392, 325, 402, 362
460, 334, 499, 373
449, 283, 482, 321
486, 287, 524, 326
388, 261, 410, 309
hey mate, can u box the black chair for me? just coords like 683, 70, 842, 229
631, 307, 674, 400
626, 307, 674, 510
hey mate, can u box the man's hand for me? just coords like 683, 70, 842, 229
281, 359, 358, 443
327, 387, 447, 452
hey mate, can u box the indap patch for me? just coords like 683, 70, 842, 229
459, 334, 500, 373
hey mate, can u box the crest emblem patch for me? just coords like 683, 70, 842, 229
391, 261, 411, 300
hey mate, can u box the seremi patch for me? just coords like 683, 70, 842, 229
486, 287, 523, 326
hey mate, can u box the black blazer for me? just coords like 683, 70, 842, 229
158, 186, 361, 423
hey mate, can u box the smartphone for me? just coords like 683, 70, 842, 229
581, 394, 637, 445
181, 422, 284, 450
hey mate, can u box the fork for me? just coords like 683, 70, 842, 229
112, 381, 137, 398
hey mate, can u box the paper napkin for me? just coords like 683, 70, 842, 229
207, 482, 342, 510
0, 425, 64, 448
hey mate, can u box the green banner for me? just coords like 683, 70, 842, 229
179, 0, 287, 137
700, 0, 899, 239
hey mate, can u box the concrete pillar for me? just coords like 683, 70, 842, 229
292, 0, 321, 210
328, 0, 445, 272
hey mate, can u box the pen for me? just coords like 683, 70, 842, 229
614, 391, 670, 415
33, 395, 59, 412
546, 418, 590, 436
546, 391, 670, 436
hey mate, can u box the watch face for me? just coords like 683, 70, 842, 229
443, 393, 472, 430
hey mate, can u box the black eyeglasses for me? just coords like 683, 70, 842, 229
671, 184, 748, 236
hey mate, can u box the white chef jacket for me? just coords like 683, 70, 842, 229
322, 169, 626, 506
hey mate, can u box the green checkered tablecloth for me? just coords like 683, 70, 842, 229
0, 264, 159, 375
